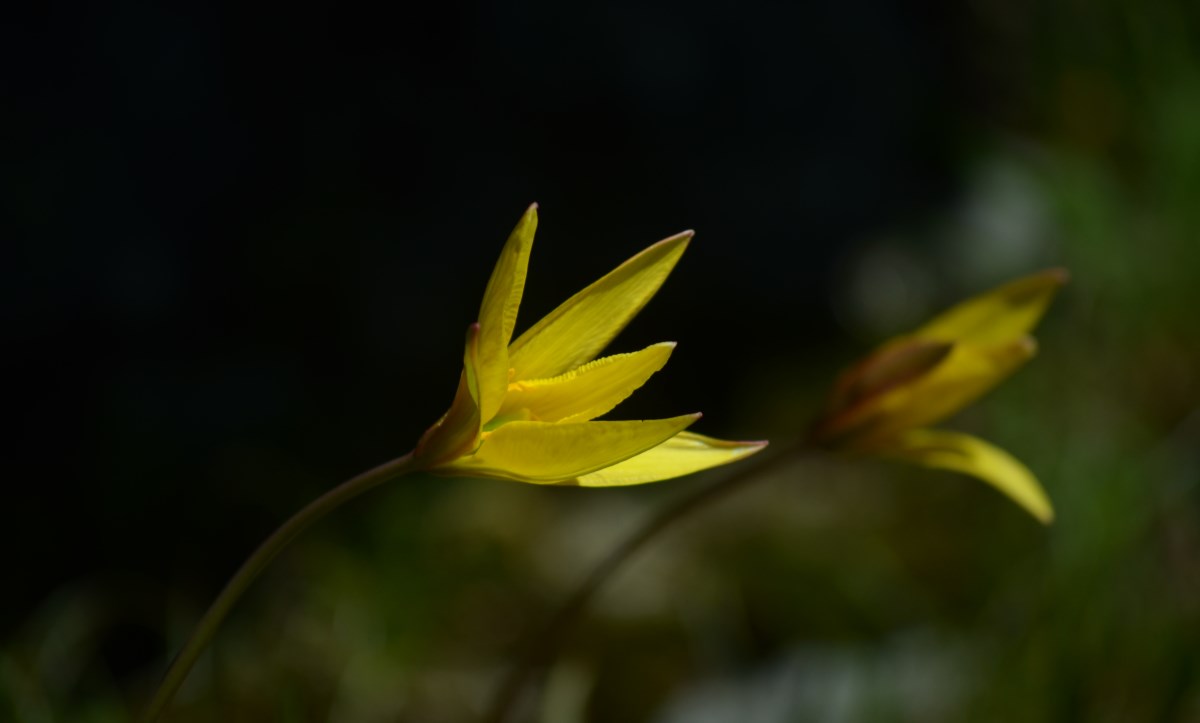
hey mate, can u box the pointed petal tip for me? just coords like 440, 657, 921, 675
463, 322, 482, 348
638, 230, 692, 254
659, 229, 694, 246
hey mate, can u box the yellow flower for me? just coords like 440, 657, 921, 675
413, 204, 767, 485
813, 270, 1068, 523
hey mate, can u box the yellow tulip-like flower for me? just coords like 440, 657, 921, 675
813, 269, 1068, 523
413, 204, 767, 485
139, 204, 768, 723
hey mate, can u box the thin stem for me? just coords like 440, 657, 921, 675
141, 452, 419, 723
483, 443, 808, 723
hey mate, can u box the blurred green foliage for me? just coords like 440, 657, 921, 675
4, 0, 1199, 721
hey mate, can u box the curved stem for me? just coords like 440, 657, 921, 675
141, 452, 419, 723
484, 443, 808, 723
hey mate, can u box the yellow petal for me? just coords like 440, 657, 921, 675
571, 431, 768, 487
913, 268, 1068, 345
439, 414, 700, 483
508, 231, 691, 380
497, 342, 676, 423
819, 338, 1037, 446
475, 204, 538, 422
873, 428, 1054, 524
415, 324, 483, 465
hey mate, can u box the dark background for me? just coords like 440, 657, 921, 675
6, 0, 958, 620
6, 1, 1199, 721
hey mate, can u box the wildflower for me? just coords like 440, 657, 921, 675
414, 204, 767, 485
813, 270, 1068, 523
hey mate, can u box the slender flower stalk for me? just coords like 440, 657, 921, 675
140, 453, 417, 722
